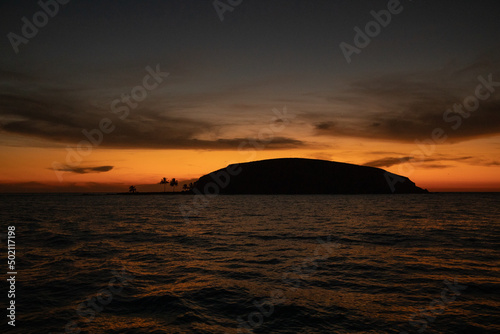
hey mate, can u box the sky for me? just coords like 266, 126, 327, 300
1, 0, 500, 192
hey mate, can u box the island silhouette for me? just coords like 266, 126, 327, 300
121, 158, 428, 195
193, 158, 428, 194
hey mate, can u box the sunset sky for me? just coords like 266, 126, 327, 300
1, 0, 499, 192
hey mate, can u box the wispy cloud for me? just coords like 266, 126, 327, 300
50, 165, 114, 174
0, 70, 304, 150
363, 155, 482, 169
310, 58, 500, 144
363, 156, 413, 168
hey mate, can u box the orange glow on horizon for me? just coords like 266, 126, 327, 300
1, 135, 499, 192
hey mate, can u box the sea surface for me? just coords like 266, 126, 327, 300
1, 193, 499, 333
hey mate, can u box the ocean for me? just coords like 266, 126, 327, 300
1, 193, 499, 333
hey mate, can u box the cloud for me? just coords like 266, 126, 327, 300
310, 58, 500, 143
465, 158, 500, 167
2, 58, 499, 151
363, 156, 413, 168
363, 155, 479, 169
482, 161, 500, 166
306, 152, 334, 161
0, 70, 304, 150
315, 121, 335, 130
422, 164, 453, 169
50, 165, 114, 174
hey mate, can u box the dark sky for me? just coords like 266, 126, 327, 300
1, 0, 500, 191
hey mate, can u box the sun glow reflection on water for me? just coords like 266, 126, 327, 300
1, 193, 499, 333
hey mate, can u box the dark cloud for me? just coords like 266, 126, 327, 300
363, 156, 413, 168
315, 121, 335, 130
422, 164, 453, 169
0, 71, 304, 150
363, 155, 477, 168
483, 161, 500, 166
51, 165, 114, 174
311, 59, 500, 143
466, 158, 500, 167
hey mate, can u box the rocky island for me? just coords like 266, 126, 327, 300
193, 158, 428, 194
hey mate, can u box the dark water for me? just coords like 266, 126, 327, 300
1, 193, 499, 333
